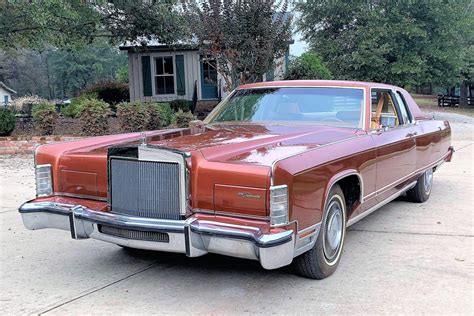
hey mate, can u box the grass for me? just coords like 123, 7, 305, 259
412, 94, 474, 117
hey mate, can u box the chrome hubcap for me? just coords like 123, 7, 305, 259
323, 200, 343, 262
424, 169, 433, 194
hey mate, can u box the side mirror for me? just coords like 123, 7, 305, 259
189, 120, 205, 134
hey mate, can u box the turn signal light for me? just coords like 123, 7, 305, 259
35, 164, 53, 197
270, 185, 289, 227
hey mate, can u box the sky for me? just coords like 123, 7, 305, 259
290, 30, 307, 57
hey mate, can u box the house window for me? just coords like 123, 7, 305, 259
155, 57, 175, 95
4, 95, 8, 105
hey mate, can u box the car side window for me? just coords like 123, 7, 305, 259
371, 90, 399, 129
394, 91, 412, 124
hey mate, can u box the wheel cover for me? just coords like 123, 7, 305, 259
323, 199, 344, 263
424, 169, 433, 194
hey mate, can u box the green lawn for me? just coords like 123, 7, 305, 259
412, 94, 474, 118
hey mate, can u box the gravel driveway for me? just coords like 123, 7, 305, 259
1, 112, 472, 314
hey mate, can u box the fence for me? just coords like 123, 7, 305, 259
438, 95, 474, 107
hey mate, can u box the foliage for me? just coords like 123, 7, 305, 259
78, 99, 111, 136
11, 95, 47, 113
172, 110, 195, 128
0, 0, 188, 50
0, 46, 127, 100
79, 81, 129, 111
285, 52, 333, 80
145, 102, 173, 130
32, 102, 59, 135
61, 94, 98, 118
170, 99, 191, 112
0, 108, 16, 136
296, 0, 474, 88
116, 102, 173, 132
115, 65, 129, 83
182, 0, 292, 90
116, 102, 149, 133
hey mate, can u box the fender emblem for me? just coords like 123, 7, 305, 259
237, 192, 262, 199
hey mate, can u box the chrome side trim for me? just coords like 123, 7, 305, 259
363, 150, 451, 200
347, 180, 417, 227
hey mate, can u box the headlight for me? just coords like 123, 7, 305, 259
35, 164, 53, 197
270, 185, 289, 227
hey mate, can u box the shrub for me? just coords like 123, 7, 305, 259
285, 52, 333, 80
61, 94, 99, 118
170, 99, 191, 112
0, 108, 16, 136
116, 102, 149, 133
11, 95, 47, 114
145, 102, 173, 130
172, 110, 195, 128
79, 99, 111, 136
32, 102, 59, 135
79, 80, 129, 111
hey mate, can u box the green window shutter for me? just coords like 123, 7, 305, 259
175, 55, 186, 96
266, 64, 275, 81
141, 56, 152, 97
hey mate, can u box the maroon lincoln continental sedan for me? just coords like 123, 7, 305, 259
19, 80, 453, 279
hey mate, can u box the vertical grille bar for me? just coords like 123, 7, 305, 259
110, 158, 181, 220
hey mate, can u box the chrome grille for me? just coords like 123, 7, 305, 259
110, 158, 181, 220
99, 225, 169, 243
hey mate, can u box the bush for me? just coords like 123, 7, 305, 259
116, 102, 173, 132
61, 94, 99, 118
79, 80, 129, 111
145, 102, 173, 130
170, 99, 191, 112
172, 110, 195, 128
11, 95, 47, 114
285, 52, 333, 80
116, 101, 149, 133
32, 102, 59, 135
0, 108, 16, 136
79, 99, 111, 136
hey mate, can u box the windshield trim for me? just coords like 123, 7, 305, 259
203, 86, 367, 129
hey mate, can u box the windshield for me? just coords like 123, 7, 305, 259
209, 87, 364, 128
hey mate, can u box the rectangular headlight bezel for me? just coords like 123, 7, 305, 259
269, 184, 289, 227
35, 164, 53, 197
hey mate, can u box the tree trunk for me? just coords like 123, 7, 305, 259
460, 81, 468, 108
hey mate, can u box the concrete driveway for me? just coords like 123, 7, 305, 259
1, 118, 473, 314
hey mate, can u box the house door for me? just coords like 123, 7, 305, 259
200, 60, 218, 99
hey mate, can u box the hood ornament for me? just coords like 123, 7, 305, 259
140, 132, 147, 145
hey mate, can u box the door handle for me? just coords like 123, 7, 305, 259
406, 131, 418, 138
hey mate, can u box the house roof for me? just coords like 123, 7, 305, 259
0, 82, 16, 94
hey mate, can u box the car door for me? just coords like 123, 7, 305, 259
369, 88, 417, 201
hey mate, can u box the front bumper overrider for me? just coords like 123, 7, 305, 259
19, 201, 294, 270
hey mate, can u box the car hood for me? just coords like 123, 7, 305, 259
149, 123, 358, 166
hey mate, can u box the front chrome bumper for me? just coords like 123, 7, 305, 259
19, 201, 294, 270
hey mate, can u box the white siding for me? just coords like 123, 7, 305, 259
0, 87, 12, 106
128, 50, 202, 102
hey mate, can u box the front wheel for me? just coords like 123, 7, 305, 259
294, 184, 347, 279
406, 168, 433, 203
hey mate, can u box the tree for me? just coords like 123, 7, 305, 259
182, 0, 292, 91
296, 0, 473, 90
0, 0, 187, 50
285, 52, 332, 80
0, 45, 127, 99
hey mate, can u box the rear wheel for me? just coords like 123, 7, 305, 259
406, 168, 433, 203
294, 184, 346, 279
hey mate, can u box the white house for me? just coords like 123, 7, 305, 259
0, 82, 16, 106
119, 43, 290, 112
